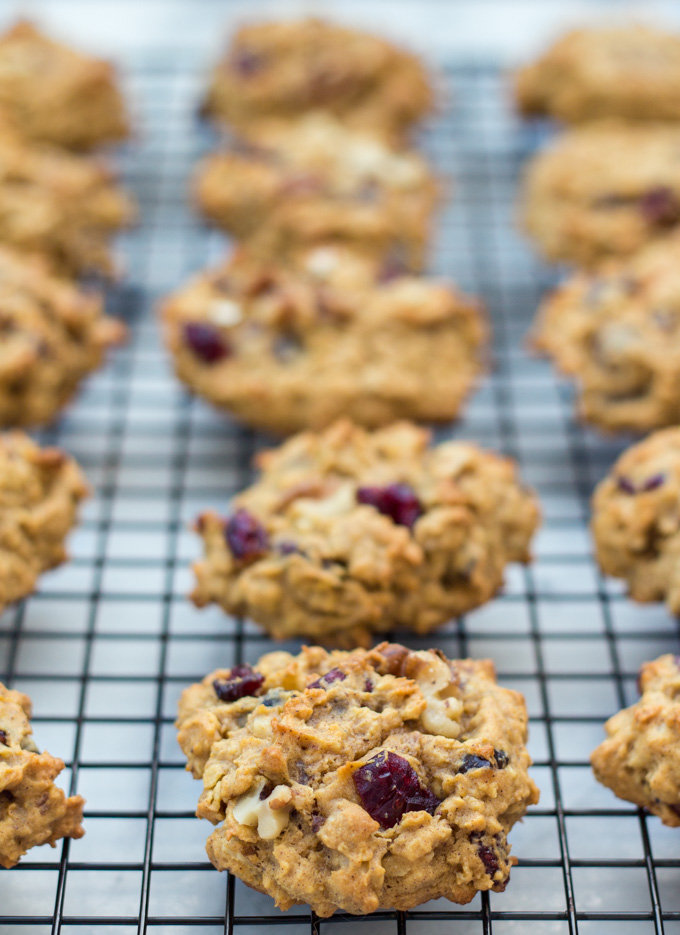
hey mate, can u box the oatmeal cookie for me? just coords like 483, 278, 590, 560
191, 420, 539, 645
0, 118, 134, 275
202, 18, 433, 140
0, 432, 88, 614
162, 244, 484, 434
591, 427, 680, 612
194, 112, 437, 269
522, 121, 680, 266
531, 232, 680, 432
0, 247, 126, 427
0, 20, 128, 150
176, 642, 539, 916
591, 654, 680, 826
0, 681, 84, 867
515, 25, 680, 124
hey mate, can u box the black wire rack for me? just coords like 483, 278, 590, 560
2, 52, 680, 935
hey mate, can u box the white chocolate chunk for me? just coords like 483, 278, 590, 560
413, 651, 463, 739
232, 778, 292, 839
304, 247, 339, 280
209, 299, 243, 327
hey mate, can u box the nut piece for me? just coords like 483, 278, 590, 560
232, 777, 293, 839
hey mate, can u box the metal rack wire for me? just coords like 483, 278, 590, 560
2, 53, 680, 934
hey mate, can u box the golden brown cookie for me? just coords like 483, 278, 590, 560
191, 420, 540, 645
0, 20, 129, 150
531, 232, 680, 432
194, 113, 437, 269
591, 654, 680, 826
202, 18, 433, 140
176, 642, 538, 916
0, 681, 84, 868
515, 24, 680, 124
592, 427, 680, 612
0, 116, 134, 275
521, 121, 680, 266
162, 244, 484, 434
0, 247, 125, 427
0, 433, 88, 613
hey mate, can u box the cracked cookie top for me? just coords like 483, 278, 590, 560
0, 681, 84, 867
0, 246, 126, 427
0, 432, 88, 613
515, 25, 680, 124
531, 231, 680, 432
162, 244, 484, 434
0, 20, 129, 150
177, 642, 538, 916
591, 654, 680, 826
191, 420, 539, 644
202, 17, 433, 139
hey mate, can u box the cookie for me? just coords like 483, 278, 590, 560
191, 420, 540, 645
0, 681, 84, 867
0, 247, 126, 427
194, 112, 437, 270
176, 642, 539, 916
591, 427, 680, 612
162, 244, 485, 435
0, 117, 134, 275
531, 232, 680, 432
0, 432, 88, 614
0, 20, 129, 150
515, 25, 680, 124
591, 654, 680, 826
522, 121, 680, 266
202, 17, 432, 140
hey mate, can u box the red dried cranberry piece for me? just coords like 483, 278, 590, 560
232, 48, 263, 77
183, 323, 230, 364
213, 664, 265, 702
494, 749, 509, 769
259, 781, 274, 800
308, 667, 346, 689
352, 750, 440, 828
616, 476, 637, 495
640, 186, 680, 227
225, 509, 269, 562
364, 678, 374, 692
356, 483, 423, 528
0, 729, 8, 746
641, 473, 665, 492
459, 754, 492, 773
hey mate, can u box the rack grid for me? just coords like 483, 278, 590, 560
2, 53, 680, 935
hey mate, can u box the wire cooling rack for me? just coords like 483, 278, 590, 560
2, 51, 680, 935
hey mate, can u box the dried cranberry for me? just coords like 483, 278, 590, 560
259, 781, 274, 800
641, 473, 665, 492
364, 678, 374, 692
356, 483, 423, 528
353, 750, 440, 828
276, 540, 303, 556
478, 843, 500, 875
308, 667, 347, 689
311, 813, 325, 832
232, 48, 263, 77
0, 730, 7, 746
616, 476, 637, 494
213, 664, 265, 702
639, 186, 680, 227
183, 323, 230, 364
494, 749, 509, 769
225, 509, 269, 562
458, 754, 492, 773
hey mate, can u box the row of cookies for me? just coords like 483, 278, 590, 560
161, 18, 489, 434
160, 19, 546, 915
516, 25, 680, 828
0, 22, 135, 868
